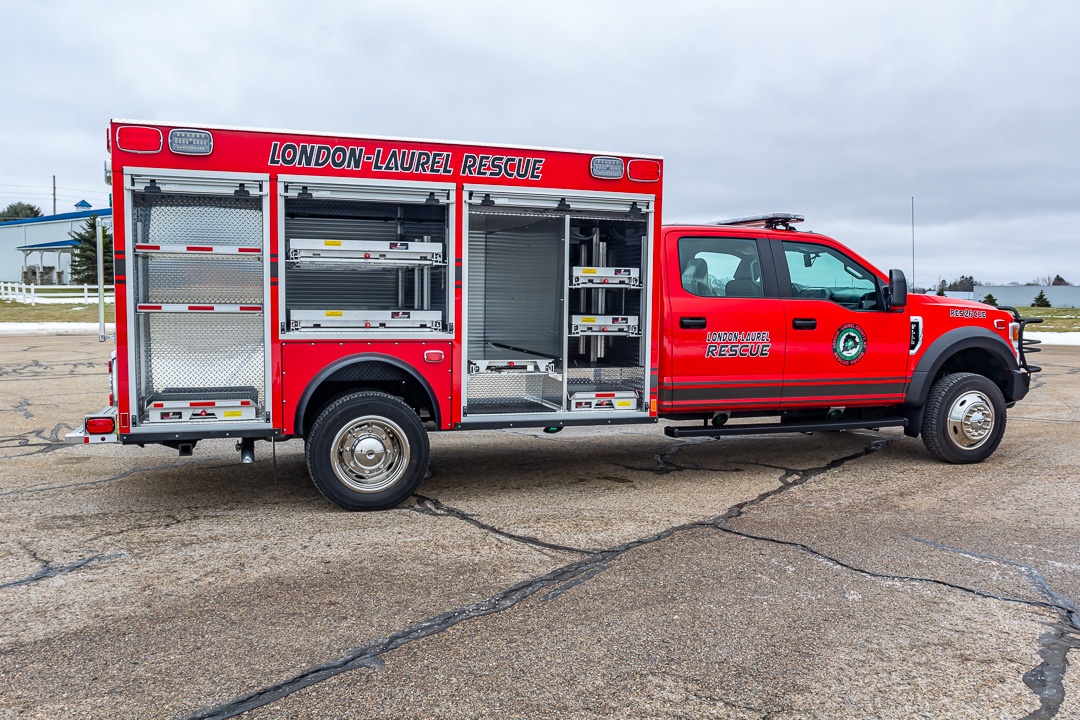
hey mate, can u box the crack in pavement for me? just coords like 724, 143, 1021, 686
0, 459, 209, 497
0, 552, 125, 589
179, 437, 896, 719
912, 538, 1080, 720
6, 398, 32, 419
611, 436, 746, 476
0, 359, 50, 377
405, 495, 599, 556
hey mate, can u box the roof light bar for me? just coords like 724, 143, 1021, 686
712, 213, 804, 230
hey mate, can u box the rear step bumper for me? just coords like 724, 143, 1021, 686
665, 416, 908, 439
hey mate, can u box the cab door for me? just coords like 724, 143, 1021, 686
773, 239, 908, 408
661, 233, 787, 414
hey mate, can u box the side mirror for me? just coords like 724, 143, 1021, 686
887, 269, 908, 309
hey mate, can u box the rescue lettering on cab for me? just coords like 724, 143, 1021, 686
705, 331, 772, 358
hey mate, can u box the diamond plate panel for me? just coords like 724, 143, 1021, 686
467, 373, 562, 409
138, 254, 263, 304
133, 194, 262, 247
137, 314, 265, 416
567, 367, 645, 391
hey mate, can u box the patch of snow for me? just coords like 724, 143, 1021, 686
1027, 331, 1080, 346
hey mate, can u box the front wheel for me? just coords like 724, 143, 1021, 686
306, 391, 429, 510
921, 372, 1006, 463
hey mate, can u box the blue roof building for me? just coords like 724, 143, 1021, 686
0, 208, 113, 284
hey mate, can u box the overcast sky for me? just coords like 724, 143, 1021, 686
3, 0, 1077, 288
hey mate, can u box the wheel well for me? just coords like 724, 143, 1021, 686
297, 359, 437, 436
933, 347, 1010, 396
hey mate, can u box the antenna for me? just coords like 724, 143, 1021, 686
911, 197, 915, 289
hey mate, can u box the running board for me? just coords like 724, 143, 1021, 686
665, 417, 908, 438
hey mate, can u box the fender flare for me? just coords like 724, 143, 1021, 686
293, 353, 440, 434
904, 327, 1018, 407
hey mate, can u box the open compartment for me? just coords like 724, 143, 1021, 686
463, 191, 652, 419
127, 180, 269, 427
465, 209, 565, 415
566, 214, 648, 411
282, 185, 450, 333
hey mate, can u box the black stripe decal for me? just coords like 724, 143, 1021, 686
667, 383, 907, 403
669, 387, 784, 402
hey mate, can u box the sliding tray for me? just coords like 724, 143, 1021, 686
289, 309, 443, 331
287, 238, 444, 267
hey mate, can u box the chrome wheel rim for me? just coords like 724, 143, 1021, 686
947, 390, 995, 449
330, 416, 410, 493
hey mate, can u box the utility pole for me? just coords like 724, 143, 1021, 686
52, 175, 56, 215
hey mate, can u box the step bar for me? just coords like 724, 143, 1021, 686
665, 416, 908, 438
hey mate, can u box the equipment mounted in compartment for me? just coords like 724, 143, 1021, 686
287, 238, 445, 267
570, 315, 641, 336
571, 266, 641, 287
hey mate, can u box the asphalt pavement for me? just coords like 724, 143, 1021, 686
0, 334, 1077, 719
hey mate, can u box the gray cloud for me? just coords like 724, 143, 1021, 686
3, 0, 1077, 287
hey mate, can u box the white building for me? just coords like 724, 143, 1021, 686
0, 208, 112, 284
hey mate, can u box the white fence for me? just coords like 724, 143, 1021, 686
0, 282, 115, 306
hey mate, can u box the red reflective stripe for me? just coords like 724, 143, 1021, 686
238, 247, 261, 253
187, 305, 215, 311
239, 305, 262, 312
135, 244, 160, 251
138, 304, 162, 311
152, 402, 164, 408
596, 393, 616, 397
186, 246, 213, 252
189, 401, 216, 407
240, 400, 251, 406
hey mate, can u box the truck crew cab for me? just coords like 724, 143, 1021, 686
68, 121, 1041, 510
658, 213, 1040, 463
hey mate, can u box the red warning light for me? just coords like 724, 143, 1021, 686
115, 126, 163, 154
627, 159, 660, 182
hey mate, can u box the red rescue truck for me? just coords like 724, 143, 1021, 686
68, 120, 1042, 510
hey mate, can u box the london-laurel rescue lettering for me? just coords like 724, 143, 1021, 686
460, 154, 544, 179
705, 330, 771, 358
268, 143, 545, 180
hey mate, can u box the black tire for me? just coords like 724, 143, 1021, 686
305, 391, 429, 510
921, 372, 1006, 464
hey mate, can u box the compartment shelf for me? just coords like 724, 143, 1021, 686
288, 309, 442, 331
137, 303, 263, 313
570, 266, 640, 287
134, 243, 262, 255
569, 315, 640, 336
287, 238, 445, 267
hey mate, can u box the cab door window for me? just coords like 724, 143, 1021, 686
679, 237, 763, 297
782, 241, 880, 309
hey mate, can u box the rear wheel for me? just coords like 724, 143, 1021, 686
921, 372, 1006, 463
306, 391, 429, 510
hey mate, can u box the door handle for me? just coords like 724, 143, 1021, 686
680, 317, 707, 329
792, 318, 817, 330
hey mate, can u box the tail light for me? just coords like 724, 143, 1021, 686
85, 417, 116, 435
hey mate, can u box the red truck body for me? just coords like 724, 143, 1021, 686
69, 121, 1040, 509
